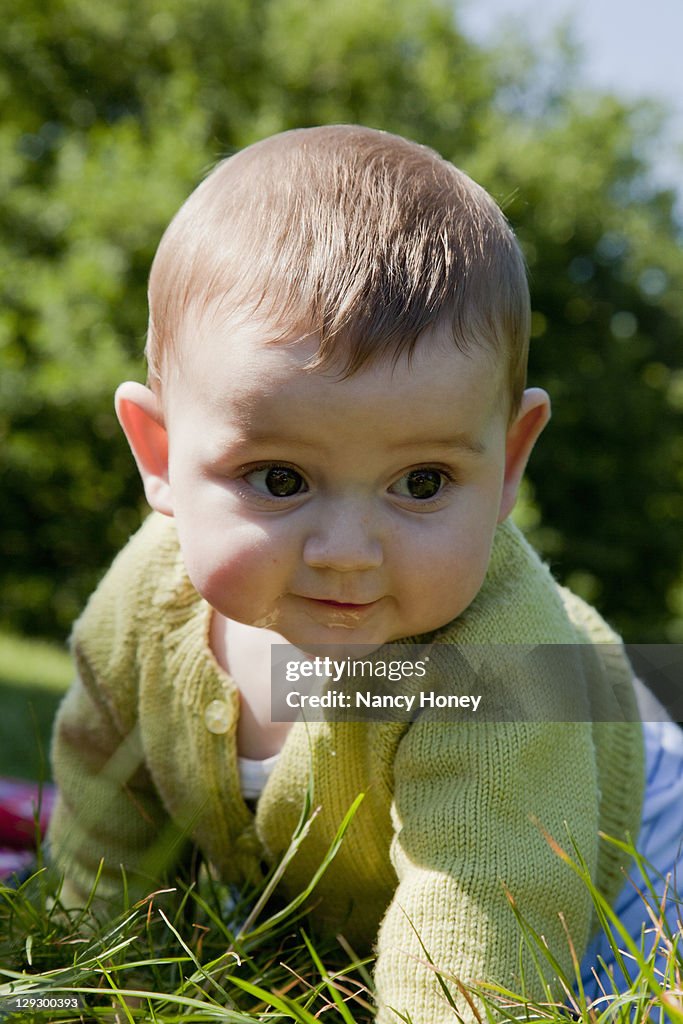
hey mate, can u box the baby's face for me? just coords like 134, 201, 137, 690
160, 314, 515, 651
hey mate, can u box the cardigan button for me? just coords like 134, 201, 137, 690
204, 699, 231, 734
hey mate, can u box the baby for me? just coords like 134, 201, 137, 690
49, 125, 682, 1022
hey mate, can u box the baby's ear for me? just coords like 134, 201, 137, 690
498, 387, 551, 523
115, 381, 173, 516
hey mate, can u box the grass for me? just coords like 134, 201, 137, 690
0, 632, 72, 781
0, 819, 681, 1024
0, 788, 377, 1023
0, 633, 73, 693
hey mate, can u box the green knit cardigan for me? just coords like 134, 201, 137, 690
49, 513, 644, 1023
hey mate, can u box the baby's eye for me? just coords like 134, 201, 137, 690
244, 465, 307, 497
391, 469, 446, 500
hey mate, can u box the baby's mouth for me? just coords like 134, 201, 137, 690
305, 597, 380, 611
315, 599, 371, 609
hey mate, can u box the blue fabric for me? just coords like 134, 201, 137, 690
579, 718, 683, 1005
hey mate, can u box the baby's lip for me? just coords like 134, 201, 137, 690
302, 596, 380, 609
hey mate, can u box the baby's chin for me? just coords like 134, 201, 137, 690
269, 624, 389, 661
292, 640, 387, 661
272, 622, 431, 659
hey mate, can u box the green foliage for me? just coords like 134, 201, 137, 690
475, 91, 683, 641
1, 0, 682, 640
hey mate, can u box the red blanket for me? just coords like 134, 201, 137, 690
0, 778, 55, 879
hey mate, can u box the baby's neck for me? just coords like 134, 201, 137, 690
210, 614, 293, 760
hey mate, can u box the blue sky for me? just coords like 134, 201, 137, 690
459, 0, 682, 199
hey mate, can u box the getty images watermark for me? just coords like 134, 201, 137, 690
270, 644, 683, 723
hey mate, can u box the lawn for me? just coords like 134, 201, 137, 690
0, 632, 72, 781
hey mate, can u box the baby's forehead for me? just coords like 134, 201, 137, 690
168, 311, 507, 434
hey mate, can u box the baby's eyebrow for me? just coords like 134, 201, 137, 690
219, 431, 321, 451
214, 428, 487, 458
390, 434, 486, 456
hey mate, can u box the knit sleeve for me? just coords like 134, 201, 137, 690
48, 515, 186, 907
372, 717, 599, 1024
48, 671, 172, 907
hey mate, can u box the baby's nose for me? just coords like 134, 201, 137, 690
302, 503, 383, 572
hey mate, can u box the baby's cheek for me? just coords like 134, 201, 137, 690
198, 531, 285, 613
406, 532, 490, 620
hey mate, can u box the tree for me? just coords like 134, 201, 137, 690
1, 0, 681, 641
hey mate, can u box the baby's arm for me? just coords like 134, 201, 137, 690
48, 516, 186, 907
372, 717, 598, 1024
49, 670, 171, 907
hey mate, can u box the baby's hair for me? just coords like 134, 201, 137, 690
146, 125, 530, 416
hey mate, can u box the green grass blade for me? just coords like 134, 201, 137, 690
226, 974, 321, 1023
301, 929, 357, 1024
240, 793, 365, 943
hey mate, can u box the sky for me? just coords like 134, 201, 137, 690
459, 0, 683, 199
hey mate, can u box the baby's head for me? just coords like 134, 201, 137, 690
146, 124, 530, 415
116, 125, 549, 650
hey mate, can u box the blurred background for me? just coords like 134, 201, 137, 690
1, 0, 682, 778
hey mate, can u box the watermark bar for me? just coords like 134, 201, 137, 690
270, 643, 683, 724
